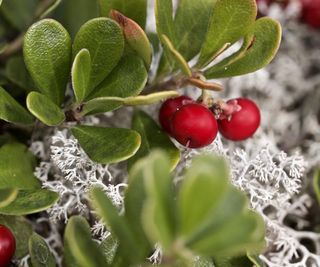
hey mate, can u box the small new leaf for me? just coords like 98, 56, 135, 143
111, 10, 152, 69
27, 92, 65, 126
72, 49, 92, 103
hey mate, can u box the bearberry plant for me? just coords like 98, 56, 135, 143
0, 0, 284, 266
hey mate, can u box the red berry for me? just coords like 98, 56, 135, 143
301, 0, 320, 28
218, 98, 260, 141
159, 96, 193, 134
171, 103, 218, 148
0, 225, 16, 267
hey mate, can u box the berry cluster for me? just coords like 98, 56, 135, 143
0, 225, 16, 267
159, 96, 261, 148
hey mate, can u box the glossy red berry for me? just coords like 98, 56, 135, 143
218, 98, 260, 141
171, 103, 218, 148
0, 225, 16, 267
300, 0, 320, 28
159, 96, 193, 134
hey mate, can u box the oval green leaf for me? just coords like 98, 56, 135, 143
0, 188, 18, 208
72, 49, 92, 103
71, 125, 141, 164
27, 92, 66, 126
29, 233, 56, 267
24, 19, 72, 105
0, 86, 34, 125
128, 110, 180, 171
64, 216, 108, 267
0, 143, 40, 190
204, 18, 282, 78
0, 189, 59, 216
73, 18, 124, 91
198, 0, 257, 67
0, 215, 33, 259
111, 10, 152, 69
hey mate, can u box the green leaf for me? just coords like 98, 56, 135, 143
198, 0, 257, 67
313, 170, 320, 206
29, 233, 56, 267
0, 142, 40, 190
23, 19, 72, 105
71, 125, 141, 164
27, 92, 65, 126
161, 34, 192, 77
141, 150, 176, 250
0, 0, 38, 31
5, 56, 35, 91
0, 188, 18, 208
110, 10, 152, 69
99, 235, 118, 264
155, 0, 176, 45
72, 49, 92, 103
0, 86, 34, 124
247, 254, 266, 267
128, 110, 180, 171
204, 17, 281, 78
81, 91, 179, 116
99, 0, 147, 29
0, 189, 59, 215
0, 215, 33, 259
90, 187, 145, 264
213, 255, 253, 267
174, 0, 215, 61
73, 18, 124, 91
89, 55, 147, 100
65, 216, 108, 267
177, 155, 229, 237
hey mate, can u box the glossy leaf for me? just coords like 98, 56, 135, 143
122, 91, 180, 106
89, 55, 147, 99
71, 125, 141, 164
0, 143, 40, 190
0, 188, 18, 208
27, 92, 65, 126
178, 155, 229, 237
161, 34, 192, 76
65, 216, 108, 267
24, 19, 72, 105
0, 215, 33, 259
71, 49, 92, 103
90, 187, 146, 264
0, 189, 59, 215
73, 18, 124, 91
204, 18, 282, 78
5, 56, 35, 91
141, 151, 176, 250
0, 86, 33, 124
99, 0, 147, 28
247, 254, 266, 267
198, 0, 257, 67
110, 10, 152, 69
174, 0, 215, 61
29, 233, 56, 267
128, 110, 180, 171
